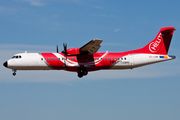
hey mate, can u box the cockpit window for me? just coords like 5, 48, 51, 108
12, 56, 16, 59
11, 55, 22, 59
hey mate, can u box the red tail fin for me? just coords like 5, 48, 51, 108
140, 27, 175, 55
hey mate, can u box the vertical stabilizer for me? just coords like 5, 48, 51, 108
140, 27, 175, 55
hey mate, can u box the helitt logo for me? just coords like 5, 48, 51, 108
149, 33, 162, 52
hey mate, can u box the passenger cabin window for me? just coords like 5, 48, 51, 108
124, 58, 126, 60
41, 58, 43, 60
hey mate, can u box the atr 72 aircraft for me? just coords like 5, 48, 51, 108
3, 27, 176, 78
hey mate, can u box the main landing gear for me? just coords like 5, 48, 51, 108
12, 69, 17, 76
77, 69, 88, 78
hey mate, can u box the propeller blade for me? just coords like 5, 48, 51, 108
62, 43, 67, 54
57, 45, 59, 53
63, 43, 67, 51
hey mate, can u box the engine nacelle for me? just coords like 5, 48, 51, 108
66, 48, 80, 56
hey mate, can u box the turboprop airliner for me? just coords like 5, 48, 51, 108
3, 27, 176, 78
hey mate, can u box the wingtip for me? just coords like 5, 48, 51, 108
93, 39, 103, 41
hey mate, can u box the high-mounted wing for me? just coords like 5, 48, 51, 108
80, 39, 103, 55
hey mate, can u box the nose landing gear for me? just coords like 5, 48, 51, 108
12, 69, 17, 76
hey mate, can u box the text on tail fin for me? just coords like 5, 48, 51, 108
149, 32, 163, 53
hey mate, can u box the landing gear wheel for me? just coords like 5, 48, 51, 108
83, 70, 88, 76
77, 69, 88, 78
78, 72, 83, 78
13, 73, 16, 76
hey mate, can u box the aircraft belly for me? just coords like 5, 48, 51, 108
110, 60, 131, 69
10, 66, 52, 70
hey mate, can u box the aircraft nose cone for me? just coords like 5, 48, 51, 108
3, 61, 8, 68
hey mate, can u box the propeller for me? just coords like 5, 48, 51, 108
56, 45, 59, 53
62, 43, 68, 68
62, 43, 67, 55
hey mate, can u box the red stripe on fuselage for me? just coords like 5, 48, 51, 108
41, 53, 64, 70
40, 51, 132, 71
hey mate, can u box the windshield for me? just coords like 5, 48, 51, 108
11, 55, 22, 59
12, 56, 16, 59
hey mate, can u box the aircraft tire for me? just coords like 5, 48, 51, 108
13, 73, 16, 76
83, 70, 88, 76
78, 72, 83, 78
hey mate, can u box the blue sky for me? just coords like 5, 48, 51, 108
0, 0, 180, 120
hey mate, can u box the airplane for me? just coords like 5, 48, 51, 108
3, 27, 176, 78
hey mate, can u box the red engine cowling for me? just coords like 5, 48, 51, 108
66, 48, 80, 56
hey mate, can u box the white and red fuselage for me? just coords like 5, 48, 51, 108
3, 27, 176, 78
